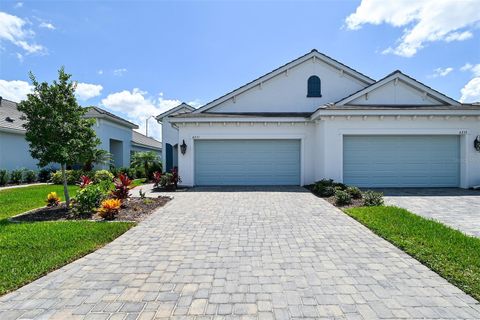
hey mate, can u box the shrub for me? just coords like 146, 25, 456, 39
51, 170, 85, 185
334, 189, 352, 206
72, 183, 109, 214
23, 170, 37, 183
46, 192, 61, 207
97, 198, 121, 220
79, 175, 92, 188
153, 168, 181, 190
313, 184, 335, 197
94, 170, 114, 183
38, 168, 55, 182
146, 162, 162, 180
112, 173, 132, 200
0, 170, 9, 186
333, 182, 348, 190
10, 169, 24, 184
346, 186, 362, 199
363, 191, 384, 206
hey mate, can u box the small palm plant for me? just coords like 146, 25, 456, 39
130, 151, 162, 180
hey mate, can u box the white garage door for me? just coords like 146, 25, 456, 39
343, 135, 460, 187
195, 139, 300, 186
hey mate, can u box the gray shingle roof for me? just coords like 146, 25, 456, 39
0, 98, 140, 132
0, 98, 27, 132
132, 131, 162, 150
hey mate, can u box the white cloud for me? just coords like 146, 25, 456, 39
460, 63, 480, 77
101, 88, 200, 140
16, 52, 23, 62
39, 22, 55, 30
460, 63, 480, 103
345, 0, 480, 57
97, 69, 104, 75
14, 2, 23, 8
0, 79, 33, 102
113, 68, 127, 76
75, 82, 103, 101
429, 67, 453, 78
460, 77, 480, 103
0, 11, 46, 54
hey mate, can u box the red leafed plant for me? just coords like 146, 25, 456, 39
152, 171, 162, 186
79, 175, 92, 189
112, 173, 132, 200
153, 168, 181, 190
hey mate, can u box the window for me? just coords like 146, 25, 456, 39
307, 75, 321, 97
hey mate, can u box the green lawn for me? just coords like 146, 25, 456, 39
345, 206, 480, 301
0, 220, 133, 295
131, 178, 147, 188
0, 184, 134, 295
0, 184, 79, 219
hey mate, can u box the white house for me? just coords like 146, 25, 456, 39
161, 50, 480, 188
0, 99, 162, 170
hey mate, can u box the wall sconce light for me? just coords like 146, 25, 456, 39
474, 136, 480, 152
180, 139, 187, 155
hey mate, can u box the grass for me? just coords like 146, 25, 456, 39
345, 206, 480, 301
0, 184, 135, 295
0, 184, 79, 219
132, 178, 147, 188
0, 220, 134, 295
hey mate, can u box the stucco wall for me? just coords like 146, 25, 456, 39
93, 119, 133, 168
317, 116, 480, 188
176, 121, 316, 186
207, 59, 368, 113
175, 116, 480, 188
0, 131, 39, 170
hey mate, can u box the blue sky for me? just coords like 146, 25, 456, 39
1, 0, 479, 139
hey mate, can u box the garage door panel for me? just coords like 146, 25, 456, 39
195, 139, 300, 186
343, 135, 460, 187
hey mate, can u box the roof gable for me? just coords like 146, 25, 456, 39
194, 50, 375, 114
336, 71, 460, 107
156, 103, 195, 121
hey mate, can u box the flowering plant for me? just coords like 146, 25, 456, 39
46, 192, 61, 207
97, 198, 121, 220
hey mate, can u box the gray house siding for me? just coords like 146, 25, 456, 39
0, 131, 39, 170
93, 119, 133, 168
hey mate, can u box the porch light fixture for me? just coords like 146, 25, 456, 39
474, 136, 480, 152
180, 139, 187, 155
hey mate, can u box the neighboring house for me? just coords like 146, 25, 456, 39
0, 98, 162, 170
162, 49, 480, 188
131, 130, 162, 159
84, 106, 139, 168
156, 103, 195, 172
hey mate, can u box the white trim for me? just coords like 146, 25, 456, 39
156, 103, 195, 121
0, 127, 25, 135
335, 72, 460, 107
170, 117, 311, 124
310, 108, 480, 120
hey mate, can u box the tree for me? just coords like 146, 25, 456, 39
18, 67, 100, 207
130, 151, 162, 179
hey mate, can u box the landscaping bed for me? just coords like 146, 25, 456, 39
10, 196, 171, 223
10, 197, 171, 222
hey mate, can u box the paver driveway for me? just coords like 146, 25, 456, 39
382, 188, 480, 238
1, 187, 479, 320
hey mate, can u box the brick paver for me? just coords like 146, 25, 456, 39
382, 188, 480, 238
1, 186, 479, 319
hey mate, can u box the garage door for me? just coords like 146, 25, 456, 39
343, 135, 460, 187
195, 139, 300, 186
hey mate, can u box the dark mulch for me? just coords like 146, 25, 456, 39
10, 197, 171, 223
324, 196, 364, 209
